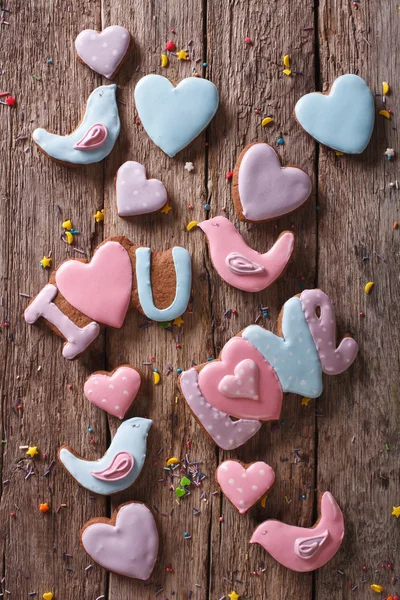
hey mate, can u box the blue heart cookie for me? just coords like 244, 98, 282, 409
134, 75, 219, 158
295, 74, 375, 154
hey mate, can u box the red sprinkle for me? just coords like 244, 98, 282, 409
226, 171, 233, 180
166, 41, 176, 51
6, 96, 16, 106
10, 512, 15, 518
0, 91, 10, 97
244, 36, 252, 44
359, 311, 365, 317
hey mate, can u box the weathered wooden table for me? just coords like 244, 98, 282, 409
0, 0, 399, 598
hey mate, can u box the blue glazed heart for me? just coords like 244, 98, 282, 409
134, 75, 219, 157
295, 74, 375, 154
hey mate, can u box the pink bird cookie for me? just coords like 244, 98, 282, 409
216, 460, 275, 514
250, 491, 345, 572
198, 216, 294, 292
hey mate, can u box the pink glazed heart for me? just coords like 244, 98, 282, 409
75, 26, 131, 79
55, 241, 132, 329
116, 161, 168, 216
238, 142, 312, 221
216, 460, 275, 514
84, 366, 141, 419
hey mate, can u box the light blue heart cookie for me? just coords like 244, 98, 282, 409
134, 75, 219, 157
295, 74, 375, 154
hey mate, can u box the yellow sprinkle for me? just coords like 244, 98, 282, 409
173, 316, 184, 327
65, 231, 74, 245
261, 117, 273, 127
62, 219, 72, 230
370, 584, 384, 593
283, 54, 290, 67
335, 151, 344, 156
382, 81, 389, 95
364, 281, 374, 295
301, 397, 311, 406
176, 49, 188, 61
94, 209, 104, 222
153, 371, 161, 385
378, 109, 391, 119
260, 494, 267, 508
186, 220, 198, 231
161, 54, 169, 68
40, 256, 52, 269
283, 69, 292, 76
160, 203, 172, 214
167, 457, 179, 466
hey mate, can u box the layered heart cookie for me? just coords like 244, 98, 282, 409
232, 143, 312, 222
216, 460, 275, 514
84, 365, 141, 419
81, 502, 159, 579
134, 75, 219, 157
116, 161, 168, 216
295, 74, 375, 154
75, 26, 132, 79
179, 289, 358, 450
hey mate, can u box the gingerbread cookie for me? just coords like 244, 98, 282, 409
179, 289, 358, 450
81, 502, 159, 580
116, 161, 168, 216
32, 85, 120, 166
75, 26, 132, 79
295, 74, 375, 154
232, 143, 312, 222
198, 216, 294, 292
216, 460, 275, 514
250, 491, 344, 572
84, 365, 141, 419
59, 417, 152, 495
24, 237, 192, 359
134, 74, 219, 157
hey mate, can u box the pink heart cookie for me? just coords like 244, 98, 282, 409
84, 365, 141, 419
198, 337, 283, 421
217, 460, 275, 514
116, 161, 168, 217
75, 26, 131, 79
56, 241, 132, 329
81, 502, 159, 580
219, 358, 259, 400
233, 142, 312, 222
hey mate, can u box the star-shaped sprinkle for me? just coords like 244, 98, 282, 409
228, 592, 240, 600
94, 209, 104, 222
301, 397, 311, 406
184, 161, 194, 172
26, 446, 39, 457
40, 256, 51, 269
161, 203, 172, 214
385, 148, 395, 158
173, 316, 184, 327
392, 506, 400, 518
176, 49, 189, 60
40, 503, 50, 513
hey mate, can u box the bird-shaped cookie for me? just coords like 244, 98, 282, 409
58, 417, 152, 495
198, 216, 294, 292
32, 84, 120, 166
250, 491, 344, 572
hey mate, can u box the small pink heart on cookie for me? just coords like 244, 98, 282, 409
116, 161, 168, 217
84, 366, 141, 419
219, 358, 259, 400
75, 26, 131, 79
216, 460, 275, 514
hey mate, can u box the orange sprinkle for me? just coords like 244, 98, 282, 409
39, 503, 50, 513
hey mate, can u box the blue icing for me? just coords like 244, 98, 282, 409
134, 74, 219, 157
32, 84, 120, 164
59, 417, 151, 495
136, 247, 192, 322
242, 296, 323, 397
295, 74, 375, 154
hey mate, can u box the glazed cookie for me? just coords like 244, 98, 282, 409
24, 237, 192, 359
59, 417, 152, 495
216, 460, 275, 514
81, 502, 159, 580
250, 491, 344, 572
84, 365, 141, 419
179, 289, 358, 450
116, 161, 168, 216
32, 85, 120, 166
198, 216, 294, 292
295, 74, 375, 154
232, 143, 312, 222
75, 26, 132, 79
134, 74, 219, 157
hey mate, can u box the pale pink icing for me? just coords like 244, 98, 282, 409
250, 491, 344, 572
116, 161, 168, 217
300, 289, 359, 374
56, 241, 132, 329
217, 460, 275, 514
81, 502, 158, 580
238, 143, 312, 221
218, 358, 259, 400
91, 451, 134, 481
74, 123, 108, 150
198, 216, 294, 292
84, 366, 141, 419
225, 252, 265, 275
23, 284, 100, 359
198, 337, 283, 420
75, 26, 131, 79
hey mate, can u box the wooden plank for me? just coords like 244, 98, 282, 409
205, 1, 318, 598
315, 1, 400, 598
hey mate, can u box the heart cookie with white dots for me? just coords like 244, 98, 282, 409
84, 365, 141, 419
116, 161, 167, 216
75, 26, 132, 79
216, 460, 275, 514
